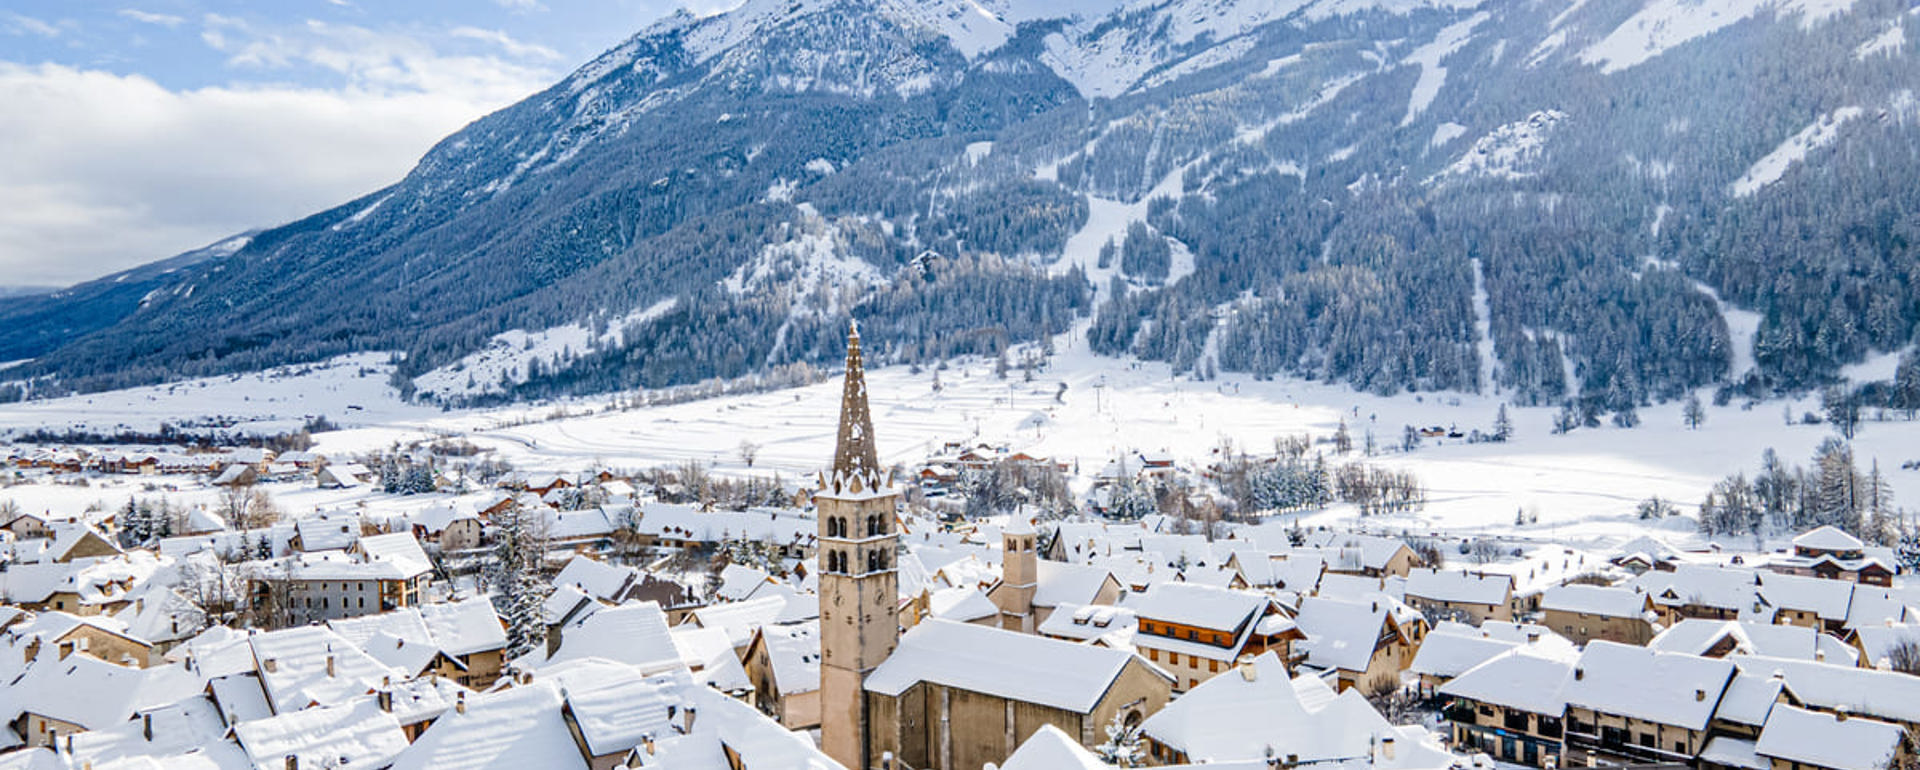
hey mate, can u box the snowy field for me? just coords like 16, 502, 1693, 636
3, 327, 1916, 554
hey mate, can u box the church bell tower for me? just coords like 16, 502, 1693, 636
817, 322, 901, 770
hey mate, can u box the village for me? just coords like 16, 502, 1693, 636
0, 329, 1912, 770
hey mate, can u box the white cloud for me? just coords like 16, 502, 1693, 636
494, 0, 550, 13
0, 57, 553, 286
4, 12, 62, 37
451, 26, 565, 61
118, 9, 185, 28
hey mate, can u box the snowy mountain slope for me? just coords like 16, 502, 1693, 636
6, 0, 1919, 414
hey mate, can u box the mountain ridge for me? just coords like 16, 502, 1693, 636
3, 0, 1915, 415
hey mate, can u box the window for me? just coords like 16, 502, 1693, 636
1209, 659, 1220, 673
1147, 648, 1159, 662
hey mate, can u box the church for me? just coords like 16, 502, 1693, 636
815, 324, 1173, 770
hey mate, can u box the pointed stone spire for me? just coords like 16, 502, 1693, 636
830, 320, 881, 485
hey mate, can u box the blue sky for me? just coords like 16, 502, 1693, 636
0, 0, 734, 286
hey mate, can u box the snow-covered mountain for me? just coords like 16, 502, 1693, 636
4, 0, 1916, 412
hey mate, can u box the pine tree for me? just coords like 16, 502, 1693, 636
1552, 403, 1578, 434
1492, 404, 1514, 442
1095, 711, 1144, 767
1813, 440, 1862, 534
1684, 393, 1706, 430
1823, 386, 1861, 440
119, 497, 144, 547
1866, 460, 1896, 545
1333, 419, 1353, 454
494, 503, 550, 660
1895, 350, 1920, 421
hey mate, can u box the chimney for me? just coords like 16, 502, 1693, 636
1380, 737, 1396, 762
143, 713, 153, 741
377, 690, 393, 713
1573, 667, 1584, 681
1694, 689, 1706, 702
325, 655, 336, 678
681, 705, 698, 735
1836, 706, 1850, 723
1240, 658, 1260, 682
263, 658, 278, 673
455, 692, 467, 715
286, 755, 298, 770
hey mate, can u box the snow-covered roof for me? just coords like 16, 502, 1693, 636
232, 698, 408, 769
1403, 569, 1511, 606
353, 532, 433, 579
62, 693, 240, 769
1126, 583, 1270, 631
1754, 704, 1904, 770
248, 625, 402, 714
293, 511, 361, 551
1408, 630, 1524, 680
1539, 584, 1650, 618
1700, 736, 1770, 770
757, 621, 820, 695
0, 654, 202, 731
686, 593, 815, 648
1792, 526, 1864, 552
715, 563, 774, 602
1649, 619, 1854, 664
1000, 724, 1108, 770
631, 502, 817, 546
1852, 623, 1920, 668
1614, 535, 1681, 562
1734, 655, 1920, 725
1713, 673, 1784, 728
928, 586, 999, 623
551, 554, 635, 601
1141, 650, 1403, 763
282, 549, 415, 581
546, 601, 682, 675
1292, 596, 1392, 674
327, 608, 434, 652
545, 658, 684, 758
865, 619, 1157, 713
419, 598, 507, 658
1563, 642, 1733, 730
1440, 648, 1576, 716
210, 465, 253, 486
208, 673, 273, 726
1033, 561, 1117, 608
1842, 586, 1920, 629
1628, 565, 1772, 620
1037, 602, 1137, 644
1301, 532, 1409, 571
388, 681, 587, 770
668, 626, 734, 670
